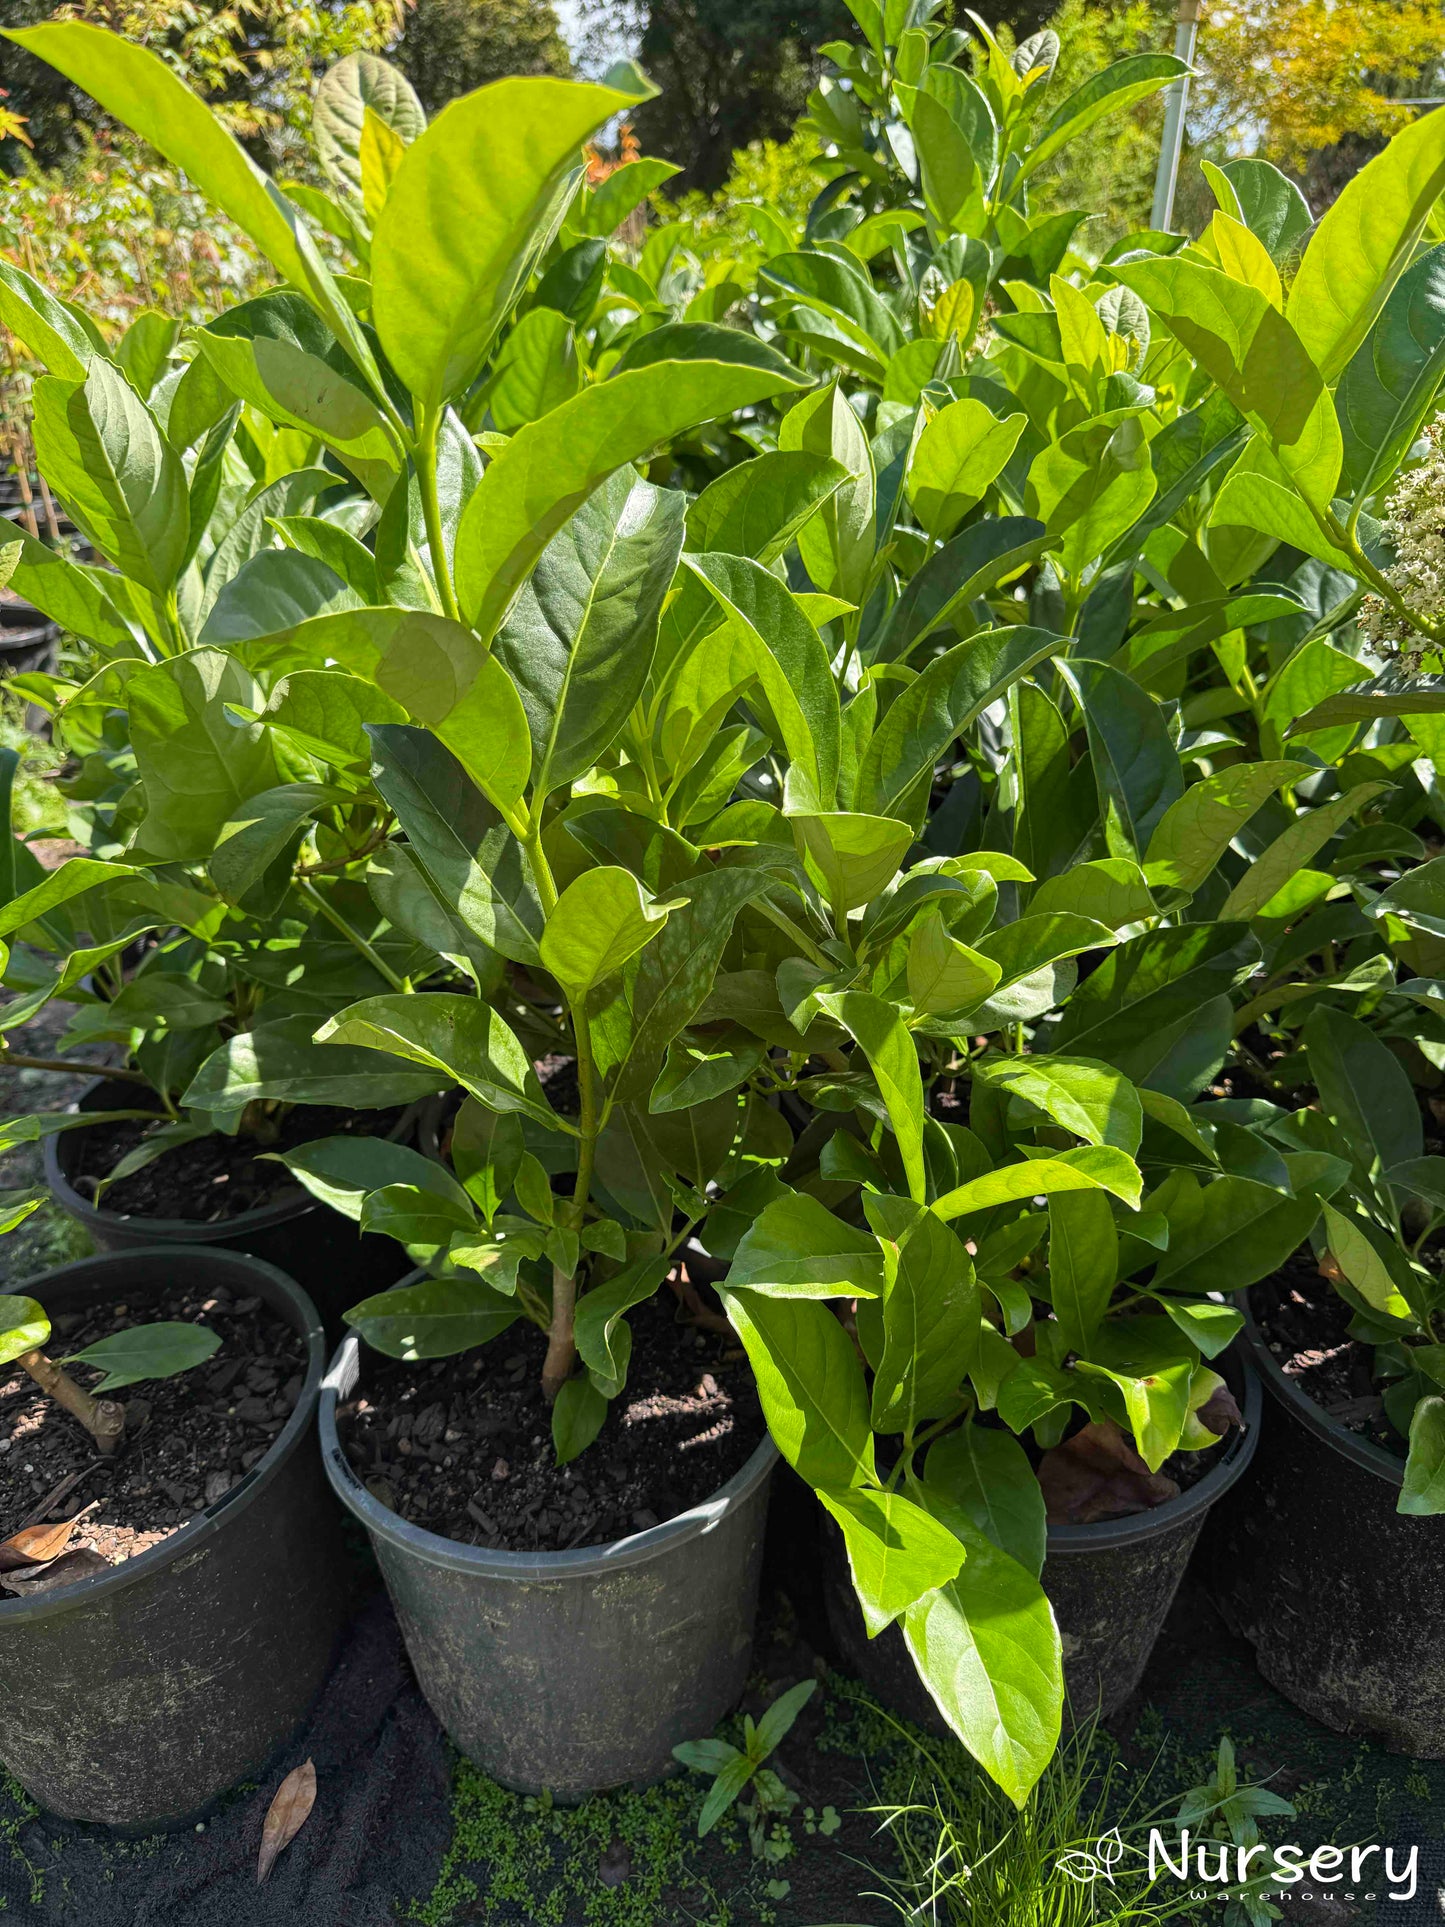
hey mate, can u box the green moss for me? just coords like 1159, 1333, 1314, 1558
0, 1772, 44, 1911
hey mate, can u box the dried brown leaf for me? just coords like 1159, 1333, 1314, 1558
0, 1517, 79, 1572
1038, 1419, 1179, 1525
257, 1759, 316, 1883
0, 1547, 109, 1594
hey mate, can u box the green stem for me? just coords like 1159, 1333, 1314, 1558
751, 893, 833, 969
0, 1050, 152, 1086
299, 879, 410, 992
414, 403, 461, 623
524, 825, 559, 917
541, 1000, 599, 1400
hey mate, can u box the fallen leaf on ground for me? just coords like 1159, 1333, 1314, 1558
257, 1759, 316, 1883
0, 1517, 78, 1572
1038, 1419, 1179, 1524
0, 1547, 109, 1594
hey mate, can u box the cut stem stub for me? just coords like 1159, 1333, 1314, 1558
20, 1351, 125, 1455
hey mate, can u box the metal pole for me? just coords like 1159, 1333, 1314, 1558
1151, 0, 1202, 232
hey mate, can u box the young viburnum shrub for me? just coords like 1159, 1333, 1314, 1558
0, 1292, 218, 1455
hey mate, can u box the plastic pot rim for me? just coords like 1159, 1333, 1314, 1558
1237, 1290, 1405, 1490
0, 1244, 326, 1624
319, 1320, 779, 1584
46, 1074, 371, 1244
1045, 1343, 1262, 1553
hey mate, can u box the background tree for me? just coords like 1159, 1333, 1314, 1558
394, 0, 571, 114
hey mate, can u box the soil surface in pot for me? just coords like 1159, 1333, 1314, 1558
0, 1278, 304, 1579
337, 1292, 765, 1553
1251, 1249, 1404, 1456
72, 1102, 403, 1223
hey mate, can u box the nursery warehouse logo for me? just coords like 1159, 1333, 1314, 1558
1058, 1828, 1422, 1902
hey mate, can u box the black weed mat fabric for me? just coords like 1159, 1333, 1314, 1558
0, 1594, 453, 1924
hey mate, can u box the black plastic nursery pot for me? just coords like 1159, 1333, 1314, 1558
819, 1348, 1262, 1733
0, 1246, 348, 1830
45, 1077, 414, 1331
0, 600, 59, 675
1207, 1300, 1445, 1755
319, 1301, 779, 1800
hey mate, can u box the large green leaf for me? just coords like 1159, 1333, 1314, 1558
1287, 103, 1445, 381
1151, 1170, 1325, 1298
728, 1189, 885, 1298
684, 450, 847, 563
1215, 158, 1312, 264
1012, 53, 1186, 188
540, 867, 674, 999
1305, 1005, 1422, 1192
455, 343, 806, 641
5, 21, 314, 291
276, 1134, 466, 1221
64, 1321, 220, 1391
680, 551, 842, 810
761, 248, 906, 371
902, 1523, 1062, 1808
933, 1146, 1142, 1221
1047, 1189, 1118, 1353
317, 993, 561, 1129
0, 516, 136, 654
1029, 415, 1156, 580
126, 651, 279, 862
1055, 924, 1259, 1070
32, 358, 188, 593
1143, 760, 1309, 894
1336, 244, 1445, 500
817, 989, 927, 1203
907, 400, 1026, 539
776, 379, 875, 606
976, 1056, 1141, 1153
367, 725, 544, 964
869, 519, 1049, 666
1057, 658, 1182, 861
0, 1294, 49, 1368
863, 1192, 979, 1434
208, 781, 337, 915
0, 260, 96, 380
722, 1289, 876, 1488
1218, 782, 1386, 920
1400, 1396, 1445, 1515
371, 73, 646, 409
493, 470, 684, 802
819, 1485, 966, 1635
196, 330, 399, 493
200, 551, 364, 646
313, 51, 425, 203
925, 1424, 1045, 1577
1118, 255, 1341, 507
857, 627, 1061, 819
791, 810, 913, 915
344, 1274, 519, 1359
574, 1256, 671, 1399
183, 1014, 446, 1110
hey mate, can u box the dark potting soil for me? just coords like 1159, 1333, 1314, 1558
72, 1103, 403, 1223
0, 1280, 304, 1575
338, 1292, 765, 1553
1252, 1248, 1405, 1456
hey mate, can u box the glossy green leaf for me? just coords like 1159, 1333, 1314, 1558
1057, 658, 1182, 862
1218, 783, 1386, 920
902, 1522, 1062, 1808
684, 450, 847, 563
863, 1192, 979, 1433
1143, 760, 1309, 893
857, 627, 1061, 819
276, 1134, 463, 1222
1215, 157, 1312, 264
1056, 924, 1259, 1069
907, 400, 1026, 538
1013, 53, 1186, 187
933, 1146, 1142, 1221
924, 1425, 1045, 1577
1320, 1198, 1414, 1321
184, 1015, 445, 1110
776, 379, 876, 606
126, 651, 279, 863
1400, 1396, 1445, 1514
1337, 243, 1445, 499
494, 469, 684, 802
791, 810, 914, 916
540, 867, 675, 999
0, 516, 136, 653
907, 911, 1001, 1014
313, 51, 424, 203
208, 781, 336, 915
32, 358, 188, 593
728, 1190, 885, 1298
722, 1288, 876, 1489
1047, 1188, 1118, 1354
574, 1256, 670, 1399
869, 519, 1048, 666
819, 1485, 966, 1635
1288, 103, 1445, 381
817, 989, 927, 1203
977, 1056, 1142, 1154
455, 345, 806, 642
371, 72, 646, 408
63, 1320, 219, 1392
1027, 860, 1153, 929
1118, 255, 1341, 506
0, 1294, 49, 1367
318, 992, 560, 1129
344, 1274, 519, 1359
1151, 1170, 1325, 1297
0, 260, 95, 380
1305, 1005, 1422, 1190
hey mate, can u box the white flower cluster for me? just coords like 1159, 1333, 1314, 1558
1360, 413, 1445, 665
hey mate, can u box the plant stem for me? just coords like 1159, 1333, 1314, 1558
20, 1351, 124, 1454
524, 825, 559, 917
541, 1002, 598, 1401
298, 879, 410, 992
414, 403, 462, 623
0, 1050, 152, 1085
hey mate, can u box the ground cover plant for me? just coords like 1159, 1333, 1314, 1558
8, 0, 1445, 1837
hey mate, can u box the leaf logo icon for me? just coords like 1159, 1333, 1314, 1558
1056, 1829, 1126, 1884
